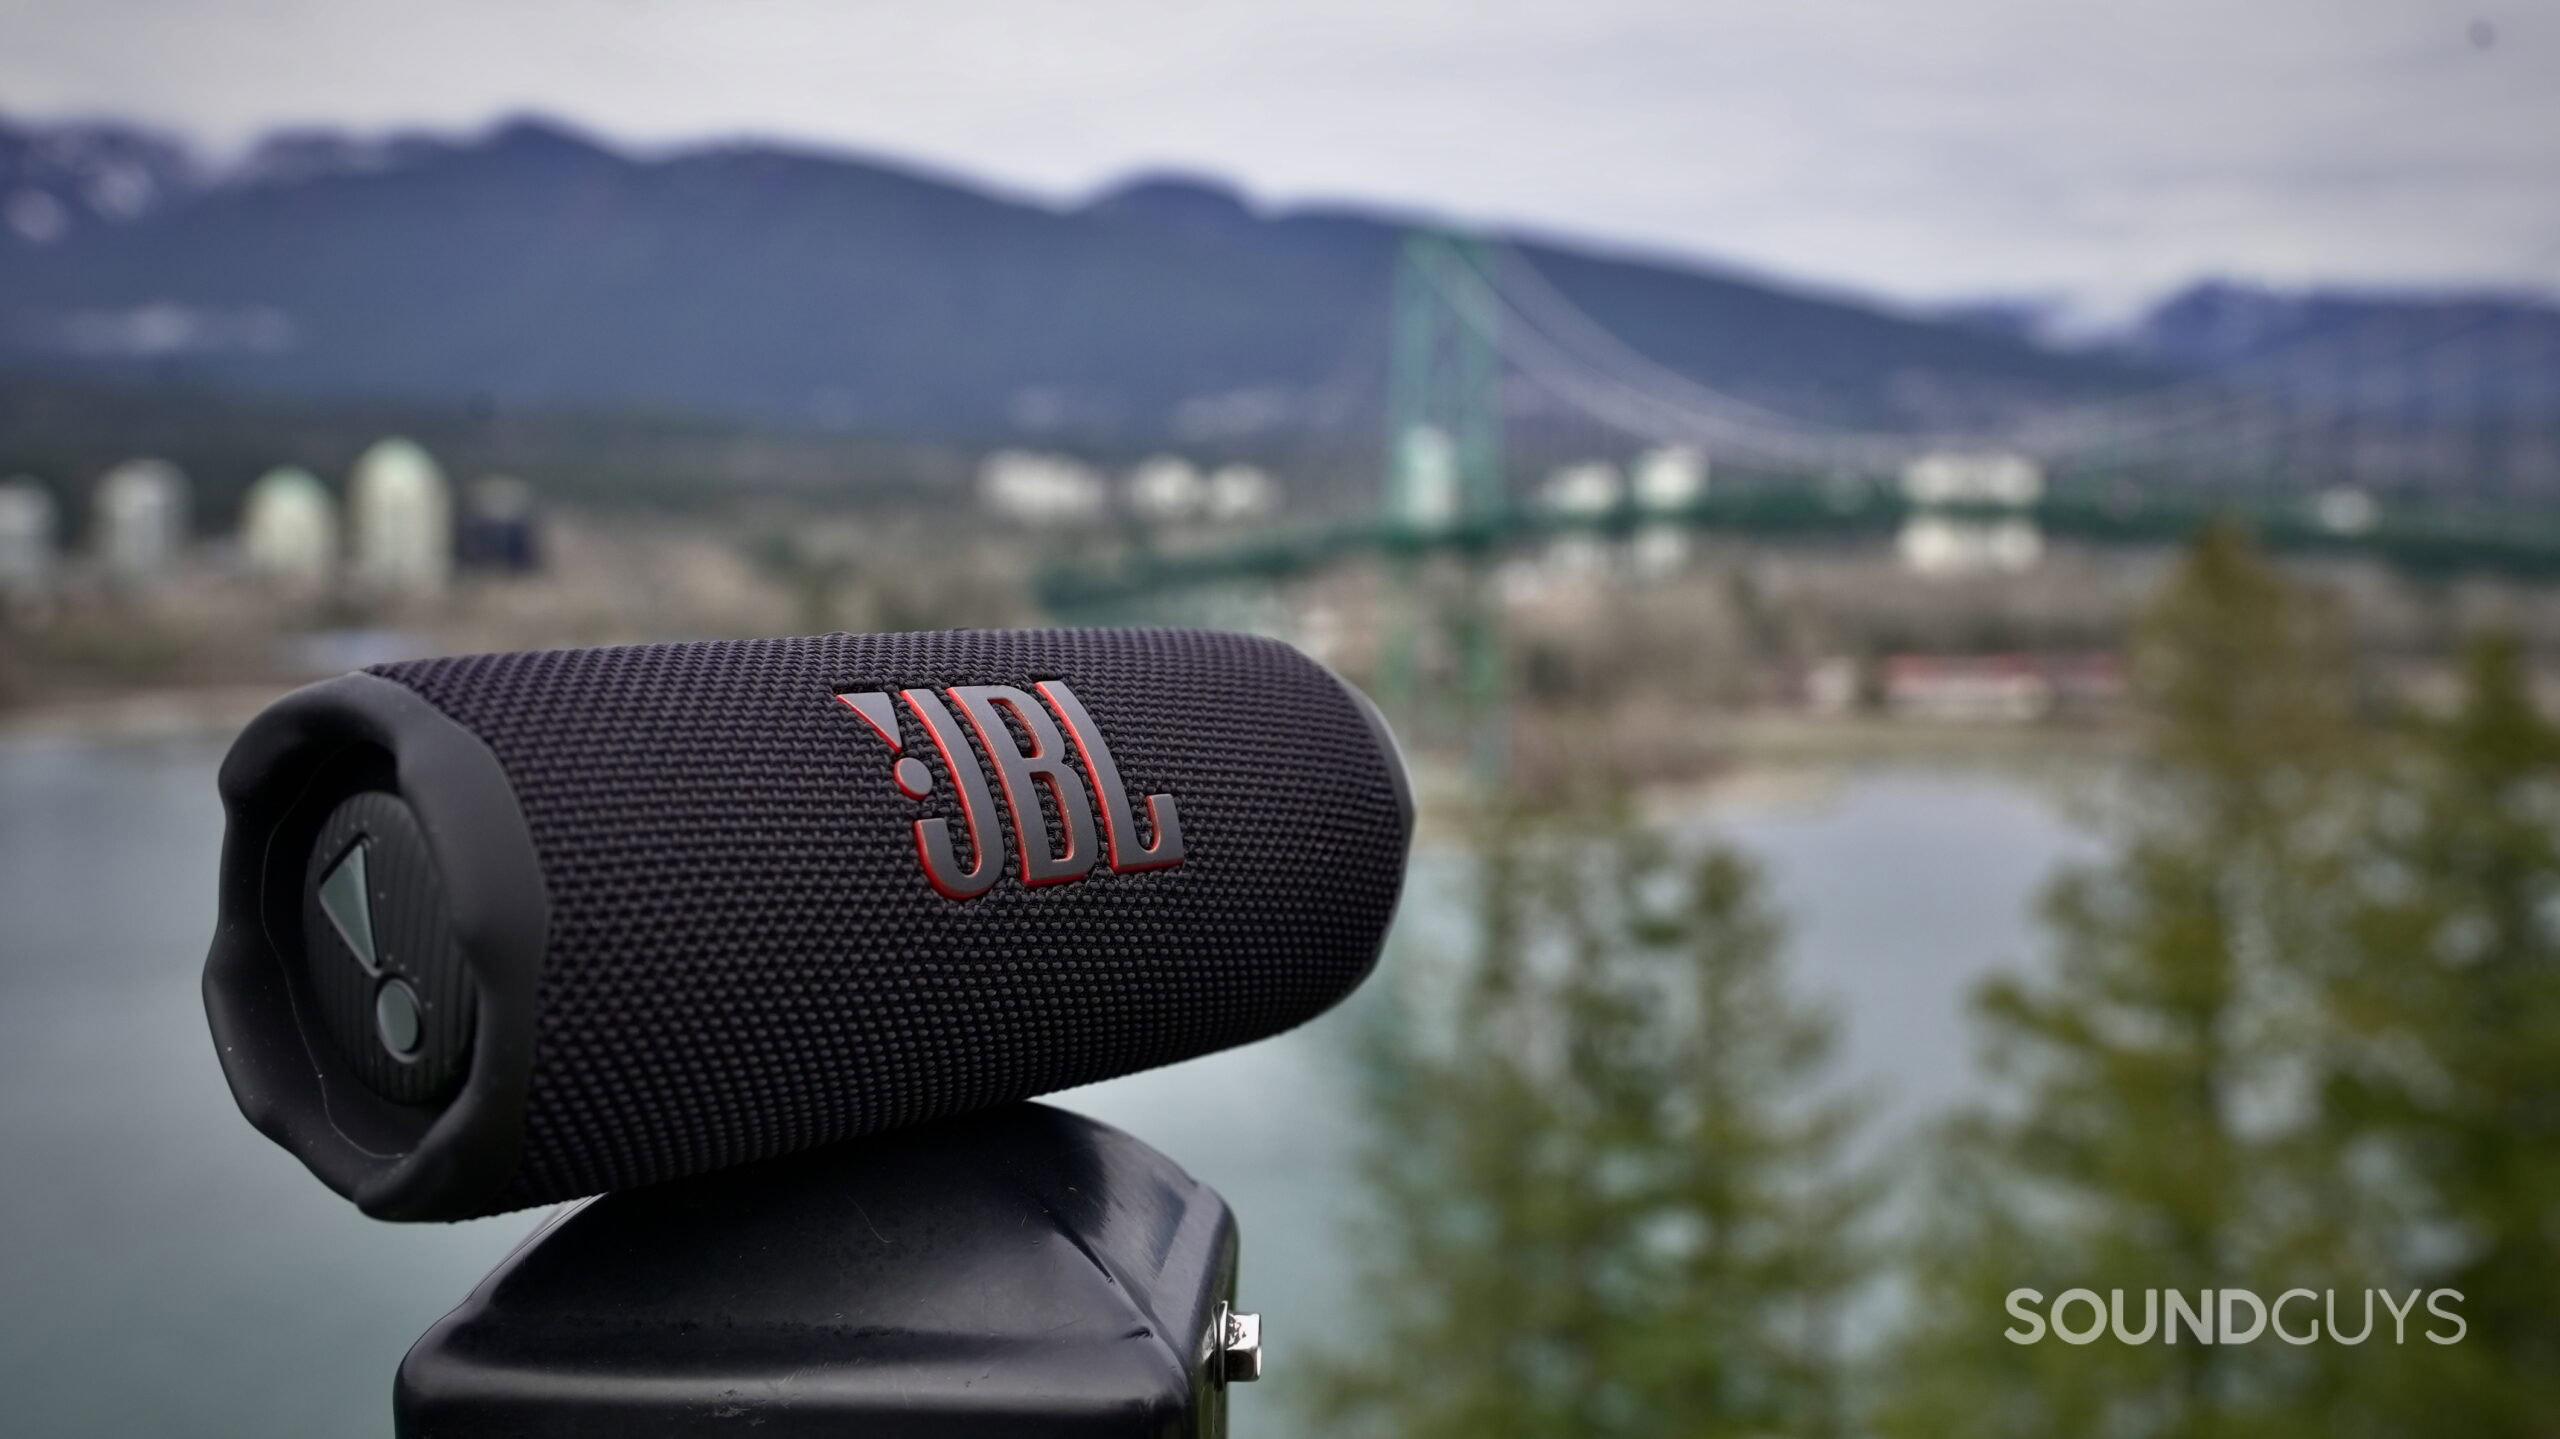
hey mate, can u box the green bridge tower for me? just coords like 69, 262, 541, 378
1381, 229, 1509, 790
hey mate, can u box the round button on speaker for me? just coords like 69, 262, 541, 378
298, 790, 474, 1104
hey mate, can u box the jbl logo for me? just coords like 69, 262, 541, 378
835, 681, 1184, 899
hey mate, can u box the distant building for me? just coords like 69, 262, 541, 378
1203, 464, 1275, 523
1632, 446, 1707, 511
980, 451, 1106, 526
1529, 462, 1615, 582
1897, 514, 2042, 576
1621, 449, 1708, 576
1393, 425, 1461, 529
1126, 455, 1204, 520
2315, 486, 2378, 535
1901, 452, 2042, 507
457, 475, 543, 574
1541, 461, 1622, 516
1629, 525, 1690, 577
94, 459, 187, 582
1541, 534, 1611, 579
0, 477, 58, 592
348, 438, 452, 595
240, 466, 336, 588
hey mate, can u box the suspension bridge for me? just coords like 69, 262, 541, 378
1044, 230, 2560, 609
1037, 230, 2560, 779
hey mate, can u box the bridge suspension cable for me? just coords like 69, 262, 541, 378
1391, 231, 2559, 499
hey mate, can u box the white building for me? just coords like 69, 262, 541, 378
1541, 461, 1622, 517
1632, 446, 1707, 511
1538, 462, 1623, 581
1897, 514, 2043, 576
1629, 525, 1690, 577
1393, 425, 1461, 529
979, 450, 1106, 526
1620, 449, 1708, 576
2314, 487, 2378, 535
1901, 452, 2043, 508
348, 438, 452, 595
1126, 455, 1205, 521
0, 477, 57, 592
94, 459, 188, 582
1203, 464, 1275, 523
241, 466, 337, 588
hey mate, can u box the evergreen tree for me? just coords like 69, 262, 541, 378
1881, 525, 2371, 1437
2325, 631, 2560, 1431
1310, 804, 1871, 1438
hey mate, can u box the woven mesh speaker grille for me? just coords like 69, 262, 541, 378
371, 629, 1404, 1207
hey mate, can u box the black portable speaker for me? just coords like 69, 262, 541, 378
202, 628, 1411, 1221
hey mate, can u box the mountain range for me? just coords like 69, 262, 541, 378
2, 114, 2552, 467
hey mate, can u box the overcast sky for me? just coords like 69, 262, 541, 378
3, 0, 2551, 315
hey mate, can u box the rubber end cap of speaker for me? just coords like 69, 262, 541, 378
1333, 671, 1414, 844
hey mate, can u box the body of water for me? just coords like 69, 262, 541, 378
0, 736, 2094, 1437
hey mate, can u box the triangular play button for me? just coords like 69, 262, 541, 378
319, 840, 379, 973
